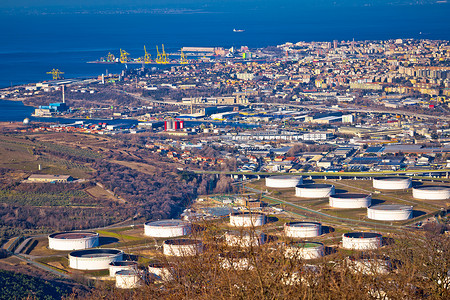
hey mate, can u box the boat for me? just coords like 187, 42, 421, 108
233, 29, 245, 32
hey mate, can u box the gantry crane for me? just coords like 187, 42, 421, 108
156, 45, 163, 64
180, 48, 188, 64
46, 69, 64, 80
143, 46, 151, 63
161, 44, 169, 64
106, 52, 116, 62
120, 49, 130, 63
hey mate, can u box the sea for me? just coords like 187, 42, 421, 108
0, 3, 449, 87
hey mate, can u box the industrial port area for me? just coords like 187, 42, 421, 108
0, 38, 449, 299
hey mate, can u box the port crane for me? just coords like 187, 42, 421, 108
156, 45, 163, 64
46, 69, 64, 80
106, 52, 116, 62
120, 49, 130, 63
143, 46, 152, 63
180, 48, 188, 64
161, 44, 169, 64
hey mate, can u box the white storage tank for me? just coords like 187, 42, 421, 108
144, 219, 191, 238
342, 232, 382, 250
219, 252, 253, 270
367, 204, 413, 221
285, 242, 324, 260
148, 262, 173, 282
224, 230, 266, 247
115, 270, 143, 289
229, 212, 266, 227
329, 193, 372, 209
69, 249, 123, 270
109, 261, 138, 277
412, 186, 450, 200
163, 239, 203, 256
373, 177, 411, 190
284, 222, 322, 238
48, 231, 99, 251
295, 184, 335, 198
266, 175, 303, 188
346, 257, 391, 275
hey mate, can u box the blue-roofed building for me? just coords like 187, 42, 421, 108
365, 146, 385, 155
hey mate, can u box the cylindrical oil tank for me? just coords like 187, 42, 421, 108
266, 175, 303, 188
342, 232, 382, 250
367, 205, 413, 221
148, 262, 173, 282
284, 222, 322, 238
115, 270, 143, 289
295, 184, 335, 198
69, 249, 123, 270
373, 177, 411, 190
229, 212, 266, 227
48, 231, 99, 251
224, 230, 266, 247
163, 239, 203, 256
109, 261, 138, 277
219, 252, 253, 270
412, 186, 450, 200
329, 193, 372, 208
285, 241, 324, 260
347, 257, 391, 275
144, 219, 191, 238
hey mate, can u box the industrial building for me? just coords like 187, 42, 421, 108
163, 239, 203, 256
412, 185, 450, 200
144, 219, 191, 238
285, 242, 324, 260
229, 212, 266, 227
48, 231, 99, 251
373, 177, 412, 190
265, 175, 303, 188
342, 232, 382, 250
295, 184, 335, 198
28, 174, 73, 183
284, 222, 322, 238
69, 249, 124, 270
367, 205, 413, 221
329, 193, 372, 209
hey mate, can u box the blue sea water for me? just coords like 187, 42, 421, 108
0, 3, 449, 88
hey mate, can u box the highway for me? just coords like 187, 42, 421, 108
119, 89, 450, 121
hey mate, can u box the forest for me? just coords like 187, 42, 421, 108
80, 226, 449, 300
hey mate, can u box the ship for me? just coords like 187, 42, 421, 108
233, 29, 245, 32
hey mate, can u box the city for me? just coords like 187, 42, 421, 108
0, 2, 449, 298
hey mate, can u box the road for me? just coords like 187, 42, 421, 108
118, 89, 450, 122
